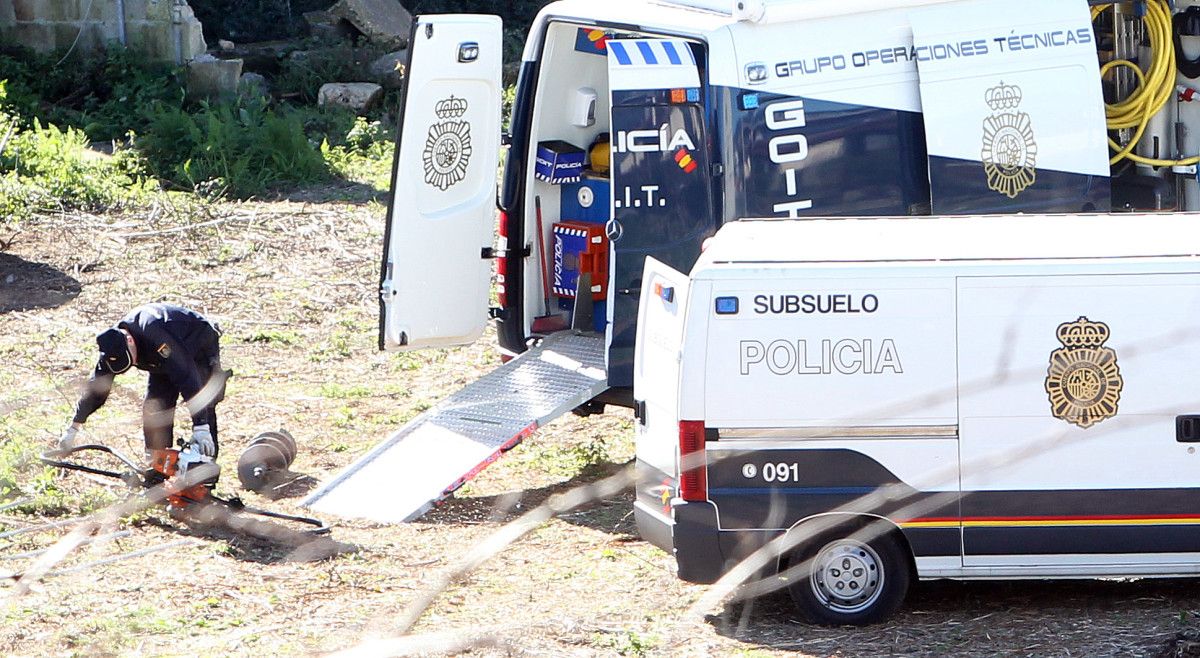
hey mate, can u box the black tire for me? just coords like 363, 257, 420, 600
786, 523, 911, 626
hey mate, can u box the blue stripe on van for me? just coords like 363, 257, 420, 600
710, 486, 879, 496
662, 41, 682, 65
610, 41, 632, 65
637, 41, 658, 65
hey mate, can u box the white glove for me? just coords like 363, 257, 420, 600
58, 423, 80, 454
189, 425, 215, 457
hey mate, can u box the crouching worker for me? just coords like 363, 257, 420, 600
59, 303, 228, 483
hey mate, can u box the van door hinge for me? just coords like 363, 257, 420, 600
710, 162, 724, 177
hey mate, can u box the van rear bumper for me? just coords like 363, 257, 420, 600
634, 499, 727, 583
672, 500, 726, 584
637, 499, 779, 585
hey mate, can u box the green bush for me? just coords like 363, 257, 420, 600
0, 46, 184, 141
321, 116, 394, 190
0, 44, 399, 202
2, 119, 150, 208
137, 99, 330, 197
0, 82, 154, 219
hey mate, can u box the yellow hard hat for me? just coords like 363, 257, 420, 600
589, 133, 610, 174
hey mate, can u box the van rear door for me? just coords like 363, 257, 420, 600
605, 39, 716, 386
633, 257, 693, 549
379, 15, 503, 351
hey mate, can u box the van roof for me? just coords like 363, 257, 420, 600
696, 215, 1200, 268
656, 0, 962, 23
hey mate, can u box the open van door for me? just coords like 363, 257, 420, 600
605, 38, 716, 386
379, 15, 503, 351
632, 257, 692, 551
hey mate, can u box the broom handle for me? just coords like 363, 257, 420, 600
535, 196, 552, 313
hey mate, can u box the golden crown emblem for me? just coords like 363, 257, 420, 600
985, 81, 1023, 111
1055, 317, 1110, 348
435, 96, 468, 119
1045, 317, 1122, 429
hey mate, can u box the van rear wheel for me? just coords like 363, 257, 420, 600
787, 526, 910, 625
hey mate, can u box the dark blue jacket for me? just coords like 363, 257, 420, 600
73, 304, 221, 426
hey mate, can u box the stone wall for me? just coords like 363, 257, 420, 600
0, 0, 206, 63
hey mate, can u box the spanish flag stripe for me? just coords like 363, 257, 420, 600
898, 514, 1200, 529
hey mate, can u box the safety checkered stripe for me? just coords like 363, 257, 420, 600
555, 225, 589, 238
534, 172, 580, 184
608, 39, 697, 68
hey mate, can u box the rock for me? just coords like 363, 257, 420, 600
304, 9, 358, 43
217, 40, 297, 75
218, 39, 236, 52
187, 55, 244, 101
239, 72, 270, 101
318, 82, 383, 114
330, 0, 412, 50
173, 2, 209, 63
369, 50, 407, 89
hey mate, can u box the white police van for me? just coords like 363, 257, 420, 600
308, 0, 1200, 568
635, 214, 1200, 624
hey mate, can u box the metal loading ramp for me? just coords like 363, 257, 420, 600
302, 332, 608, 523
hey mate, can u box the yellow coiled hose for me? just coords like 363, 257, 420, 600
1095, 0, 1200, 166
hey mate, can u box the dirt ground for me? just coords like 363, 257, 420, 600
2, 197, 1200, 657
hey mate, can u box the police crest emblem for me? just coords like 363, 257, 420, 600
981, 81, 1037, 199
1044, 317, 1122, 428
422, 96, 473, 191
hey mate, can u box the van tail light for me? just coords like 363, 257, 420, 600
496, 209, 510, 307
679, 420, 708, 502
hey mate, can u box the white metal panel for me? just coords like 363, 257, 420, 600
700, 275, 959, 428
694, 214, 1200, 267
634, 258, 692, 476
920, 554, 1200, 579
910, 0, 1108, 176
678, 280, 711, 422
381, 15, 502, 351
715, 6, 923, 112
957, 273, 1200, 491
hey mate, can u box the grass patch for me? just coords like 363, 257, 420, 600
242, 328, 301, 345
511, 435, 615, 480
318, 382, 372, 399
591, 630, 659, 657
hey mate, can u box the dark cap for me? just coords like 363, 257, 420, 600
96, 328, 132, 374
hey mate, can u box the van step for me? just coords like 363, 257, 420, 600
301, 332, 608, 523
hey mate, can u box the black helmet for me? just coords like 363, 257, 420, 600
96, 328, 132, 374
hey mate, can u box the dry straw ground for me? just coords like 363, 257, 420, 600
1, 197, 1200, 657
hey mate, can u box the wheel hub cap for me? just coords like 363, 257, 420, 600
810, 540, 884, 614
